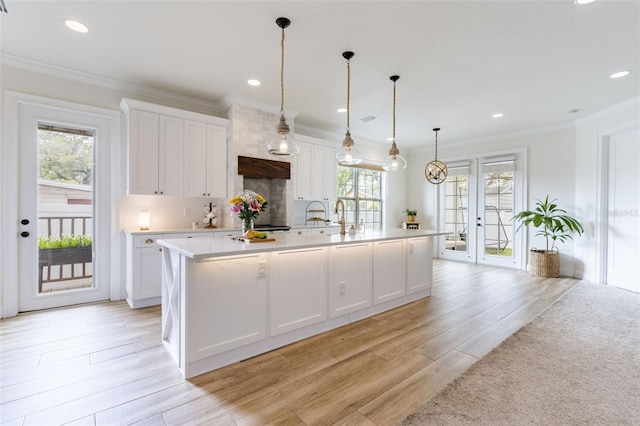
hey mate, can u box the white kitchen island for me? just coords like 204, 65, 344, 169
157, 229, 447, 379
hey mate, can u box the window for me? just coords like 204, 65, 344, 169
337, 165, 382, 230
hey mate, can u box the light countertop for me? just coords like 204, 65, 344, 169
157, 228, 449, 260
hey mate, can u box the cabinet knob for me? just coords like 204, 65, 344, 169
21, 231, 30, 238
320, 230, 324, 234
203, 193, 206, 196
21, 219, 30, 225
159, 248, 162, 252
298, 231, 303, 235
160, 191, 164, 195
145, 238, 154, 244
154, 191, 158, 194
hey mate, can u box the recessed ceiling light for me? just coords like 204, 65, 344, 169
360, 115, 378, 123
337, 108, 347, 113
610, 70, 630, 79
65, 20, 88, 33
574, 0, 596, 4
492, 113, 504, 118
247, 79, 261, 86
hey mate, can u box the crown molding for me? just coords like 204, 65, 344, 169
407, 121, 576, 154
221, 94, 298, 119
574, 96, 640, 127
1, 53, 222, 114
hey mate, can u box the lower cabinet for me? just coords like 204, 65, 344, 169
329, 243, 372, 318
269, 247, 327, 335
126, 234, 164, 308
126, 231, 214, 308
186, 253, 267, 359
407, 237, 433, 294
373, 239, 407, 304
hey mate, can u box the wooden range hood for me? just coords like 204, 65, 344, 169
237, 156, 290, 179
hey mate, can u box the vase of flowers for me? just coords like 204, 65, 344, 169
230, 190, 268, 237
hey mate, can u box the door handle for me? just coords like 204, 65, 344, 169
21, 231, 30, 238
21, 219, 30, 225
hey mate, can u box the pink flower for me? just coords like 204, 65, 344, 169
249, 201, 261, 211
230, 204, 244, 214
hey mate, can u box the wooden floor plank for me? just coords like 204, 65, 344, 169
0, 260, 578, 426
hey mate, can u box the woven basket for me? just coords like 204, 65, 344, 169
529, 249, 559, 278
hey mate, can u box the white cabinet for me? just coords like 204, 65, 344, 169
313, 144, 337, 202
126, 233, 164, 308
294, 139, 336, 202
269, 248, 327, 335
126, 232, 214, 308
186, 253, 266, 358
329, 243, 372, 318
294, 141, 313, 200
121, 98, 228, 197
158, 115, 184, 196
407, 237, 433, 295
183, 121, 228, 197
373, 239, 406, 304
127, 110, 159, 195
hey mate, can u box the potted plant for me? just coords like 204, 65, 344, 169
404, 209, 417, 222
512, 196, 584, 278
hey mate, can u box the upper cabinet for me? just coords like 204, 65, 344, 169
294, 136, 337, 202
121, 99, 228, 197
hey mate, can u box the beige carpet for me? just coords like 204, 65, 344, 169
399, 281, 640, 425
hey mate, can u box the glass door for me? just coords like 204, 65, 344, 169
438, 152, 524, 269
18, 104, 110, 312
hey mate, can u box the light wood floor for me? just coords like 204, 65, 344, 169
1, 260, 578, 426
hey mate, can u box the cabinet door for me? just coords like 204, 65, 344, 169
407, 237, 433, 295
128, 110, 159, 195
329, 243, 372, 318
206, 124, 227, 198
373, 239, 406, 304
322, 146, 337, 202
158, 115, 184, 196
132, 245, 163, 300
295, 141, 312, 200
186, 254, 266, 359
270, 248, 327, 335
183, 120, 208, 197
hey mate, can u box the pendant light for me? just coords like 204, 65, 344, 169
425, 128, 448, 184
382, 75, 407, 171
336, 51, 363, 165
267, 17, 299, 156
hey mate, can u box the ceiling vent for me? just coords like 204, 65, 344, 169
0, 0, 9, 14
360, 115, 378, 123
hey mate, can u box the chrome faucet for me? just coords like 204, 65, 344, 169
334, 200, 346, 235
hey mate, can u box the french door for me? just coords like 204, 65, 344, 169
17, 103, 112, 312
438, 151, 525, 269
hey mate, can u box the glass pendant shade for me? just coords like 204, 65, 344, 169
382, 145, 408, 171
383, 75, 406, 171
267, 17, 298, 157
267, 113, 299, 156
336, 131, 363, 165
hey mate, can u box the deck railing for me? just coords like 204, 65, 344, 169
39, 216, 93, 291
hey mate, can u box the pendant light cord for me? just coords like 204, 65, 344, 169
280, 26, 285, 114
392, 80, 396, 143
346, 59, 351, 131
434, 130, 439, 161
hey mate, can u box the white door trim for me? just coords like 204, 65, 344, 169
2, 92, 122, 317
596, 119, 640, 285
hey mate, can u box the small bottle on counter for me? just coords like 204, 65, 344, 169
192, 222, 197, 230
358, 219, 365, 233
348, 224, 356, 235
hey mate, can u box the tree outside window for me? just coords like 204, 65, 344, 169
337, 166, 382, 230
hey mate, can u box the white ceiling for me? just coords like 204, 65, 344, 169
1, 1, 638, 150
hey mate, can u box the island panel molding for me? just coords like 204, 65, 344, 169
158, 229, 448, 378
